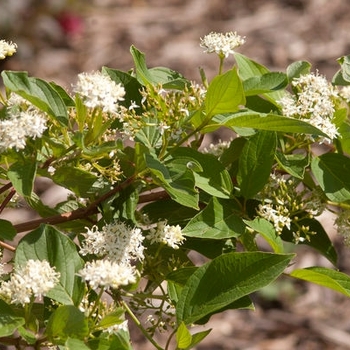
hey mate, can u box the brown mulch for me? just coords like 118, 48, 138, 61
3, 1, 350, 349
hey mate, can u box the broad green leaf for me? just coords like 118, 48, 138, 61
234, 53, 270, 79
46, 305, 89, 344
130, 45, 153, 86
65, 338, 91, 350
237, 130, 276, 198
15, 225, 85, 305
332, 69, 350, 86
311, 153, 350, 202
189, 329, 212, 349
338, 122, 350, 154
205, 68, 245, 117
282, 217, 337, 265
52, 166, 99, 198
176, 251, 294, 325
141, 199, 198, 226
171, 148, 233, 198
290, 267, 350, 297
219, 137, 247, 168
183, 197, 245, 239
1, 71, 68, 125
275, 150, 310, 179
244, 217, 284, 253
134, 117, 162, 149
145, 154, 199, 209
245, 95, 279, 113
233, 53, 284, 102
98, 309, 125, 330
286, 61, 311, 81
7, 157, 37, 197
337, 55, 350, 82
49, 81, 75, 107
176, 322, 192, 349
148, 67, 188, 89
88, 333, 132, 350
102, 67, 143, 108
0, 300, 25, 337
183, 237, 231, 259
243, 72, 287, 96
0, 219, 16, 240
223, 112, 327, 136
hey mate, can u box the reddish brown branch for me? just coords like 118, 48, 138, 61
0, 187, 16, 214
13, 175, 137, 234
0, 240, 15, 252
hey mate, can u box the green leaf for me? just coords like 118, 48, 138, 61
290, 267, 350, 297
244, 218, 284, 253
336, 55, 350, 82
52, 166, 99, 198
1, 71, 68, 125
65, 337, 91, 350
130, 45, 153, 86
234, 53, 270, 79
15, 225, 85, 305
243, 72, 287, 96
176, 322, 192, 349
102, 67, 143, 108
0, 219, 16, 240
7, 157, 37, 197
237, 130, 276, 198
134, 117, 162, 149
275, 150, 310, 179
282, 217, 338, 265
171, 148, 233, 198
205, 68, 245, 117
46, 305, 89, 344
0, 300, 25, 337
183, 197, 245, 239
98, 309, 125, 330
223, 112, 327, 136
141, 199, 198, 226
286, 61, 311, 81
148, 67, 188, 89
145, 154, 199, 209
189, 329, 212, 349
338, 122, 350, 154
176, 251, 294, 325
311, 153, 350, 202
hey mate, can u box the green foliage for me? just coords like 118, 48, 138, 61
1, 33, 350, 350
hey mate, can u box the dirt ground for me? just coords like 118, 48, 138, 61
3, 0, 350, 349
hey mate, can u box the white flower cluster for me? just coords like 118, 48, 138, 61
0, 94, 47, 152
200, 31, 246, 58
279, 72, 339, 142
146, 220, 185, 249
78, 260, 136, 290
78, 221, 144, 290
79, 222, 145, 263
73, 71, 125, 114
257, 203, 291, 234
0, 260, 60, 305
0, 39, 17, 59
202, 139, 231, 158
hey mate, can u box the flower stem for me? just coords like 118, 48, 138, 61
122, 300, 163, 350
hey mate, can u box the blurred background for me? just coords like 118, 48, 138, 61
2, 0, 350, 349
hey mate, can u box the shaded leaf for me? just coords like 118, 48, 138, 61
311, 153, 350, 202
176, 251, 294, 325
183, 197, 245, 239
